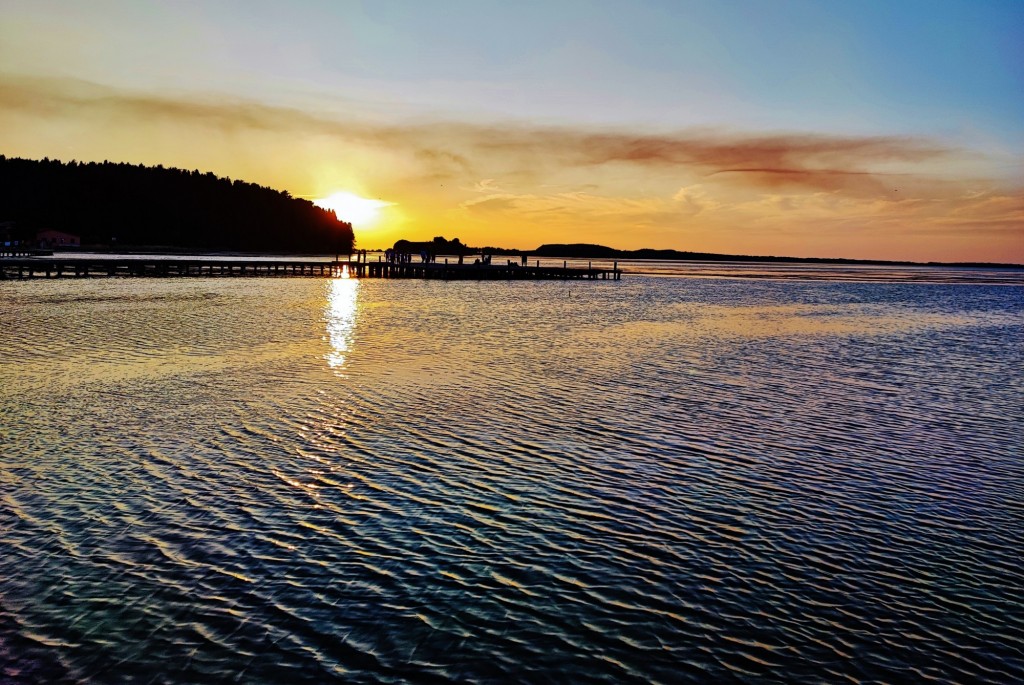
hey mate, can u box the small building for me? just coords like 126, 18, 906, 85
36, 229, 81, 249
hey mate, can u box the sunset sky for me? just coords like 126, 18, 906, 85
1, 0, 1021, 262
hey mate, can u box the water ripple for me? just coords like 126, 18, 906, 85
1, 275, 1022, 682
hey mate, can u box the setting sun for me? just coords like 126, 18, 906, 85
314, 191, 391, 228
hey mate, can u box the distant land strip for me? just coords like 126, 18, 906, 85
407, 239, 1022, 269
525, 243, 1024, 269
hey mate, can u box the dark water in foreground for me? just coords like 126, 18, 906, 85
1, 267, 1022, 683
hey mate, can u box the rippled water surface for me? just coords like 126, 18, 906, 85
2, 269, 1022, 683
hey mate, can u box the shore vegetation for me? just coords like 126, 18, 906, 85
0, 156, 354, 254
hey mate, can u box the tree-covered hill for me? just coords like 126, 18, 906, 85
0, 156, 354, 253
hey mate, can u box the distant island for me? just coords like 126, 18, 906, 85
529, 243, 1022, 268
0, 156, 354, 254
388, 239, 1021, 269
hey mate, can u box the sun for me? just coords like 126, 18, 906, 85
314, 191, 391, 228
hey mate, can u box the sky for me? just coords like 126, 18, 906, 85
1, 0, 1021, 262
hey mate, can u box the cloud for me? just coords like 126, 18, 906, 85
0, 74, 971, 197
472, 178, 501, 192
456, 126, 957, 194
460, 193, 523, 213
3, 74, 1020, 260
672, 184, 720, 216
704, 167, 900, 193
460, 190, 682, 228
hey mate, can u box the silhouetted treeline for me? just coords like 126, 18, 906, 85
534, 244, 619, 258
533, 243, 1021, 268
0, 156, 354, 253
393, 236, 470, 255
392, 237, 527, 257
535, 243, 813, 261
534, 242, 835, 261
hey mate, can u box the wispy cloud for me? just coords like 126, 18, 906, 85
0, 75, 967, 194
2, 75, 1020, 260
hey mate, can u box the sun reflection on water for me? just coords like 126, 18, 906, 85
325, 277, 359, 371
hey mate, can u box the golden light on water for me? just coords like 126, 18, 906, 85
325, 278, 359, 371
314, 191, 392, 228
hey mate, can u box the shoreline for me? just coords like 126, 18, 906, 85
15, 245, 1021, 270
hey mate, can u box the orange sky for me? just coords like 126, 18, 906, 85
1, 2, 1021, 263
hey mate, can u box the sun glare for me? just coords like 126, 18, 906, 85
314, 191, 391, 228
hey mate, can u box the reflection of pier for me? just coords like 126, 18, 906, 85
1, 258, 622, 280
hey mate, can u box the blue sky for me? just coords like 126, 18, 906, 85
1, 0, 1021, 260
5, 0, 1021, 136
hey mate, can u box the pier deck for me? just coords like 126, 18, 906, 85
1, 257, 622, 281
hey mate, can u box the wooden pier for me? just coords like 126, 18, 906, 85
0, 246, 46, 258
1, 257, 622, 281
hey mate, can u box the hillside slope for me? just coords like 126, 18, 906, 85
0, 156, 354, 253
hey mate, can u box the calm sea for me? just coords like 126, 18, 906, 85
1, 262, 1022, 683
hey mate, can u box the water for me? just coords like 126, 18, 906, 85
1, 266, 1022, 683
